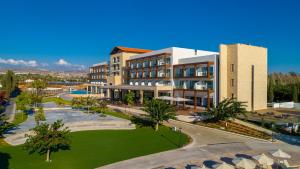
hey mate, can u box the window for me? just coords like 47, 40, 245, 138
231, 64, 234, 72
231, 79, 234, 87
231, 93, 234, 98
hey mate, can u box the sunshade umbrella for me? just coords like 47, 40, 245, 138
232, 157, 256, 169
213, 162, 235, 169
270, 149, 291, 159
253, 153, 274, 166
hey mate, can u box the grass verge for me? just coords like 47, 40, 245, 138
42, 97, 71, 106
12, 112, 28, 125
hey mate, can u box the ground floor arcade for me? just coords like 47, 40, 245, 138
86, 84, 213, 112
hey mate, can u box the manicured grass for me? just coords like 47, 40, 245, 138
0, 126, 189, 169
11, 112, 28, 125
42, 97, 71, 106
0, 138, 10, 147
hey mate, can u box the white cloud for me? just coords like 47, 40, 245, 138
55, 58, 86, 70
0, 58, 38, 67
56, 59, 71, 66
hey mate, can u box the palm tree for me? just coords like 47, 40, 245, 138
24, 120, 71, 162
84, 96, 96, 113
143, 99, 175, 131
97, 100, 107, 113
207, 98, 247, 126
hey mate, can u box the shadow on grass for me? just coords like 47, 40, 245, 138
159, 128, 184, 148
130, 116, 154, 128
0, 151, 11, 169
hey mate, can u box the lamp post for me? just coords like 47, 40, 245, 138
178, 127, 182, 147
271, 124, 275, 142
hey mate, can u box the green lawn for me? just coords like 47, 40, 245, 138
0, 126, 189, 169
42, 97, 71, 106
11, 112, 28, 125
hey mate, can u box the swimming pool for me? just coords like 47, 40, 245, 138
69, 90, 90, 94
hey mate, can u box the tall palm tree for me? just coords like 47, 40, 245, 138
143, 99, 175, 131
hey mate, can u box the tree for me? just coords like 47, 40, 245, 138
207, 98, 247, 124
292, 85, 298, 102
97, 100, 107, 113
24, 120, 71, 162
31, 79, 47, 95
15, 92, 32, 120
124, 91, 134, 106
71, 98, 82, 110
268, 75, 275, 102
0, 105, 10, 137
34, 106, 46, 125
142, 99, 175, 131
1, 70, 17, 97
30, 93, 43, 108
83, 96, 96, 113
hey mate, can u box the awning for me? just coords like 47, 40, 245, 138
157, 96, 192, 102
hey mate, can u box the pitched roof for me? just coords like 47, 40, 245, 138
110, 46, 152, 55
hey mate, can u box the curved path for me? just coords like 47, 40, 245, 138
98, 107, 300, 169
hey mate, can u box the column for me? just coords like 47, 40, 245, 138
95, 86, 98, 94
100, 88, 103, 97
86, 85, 89, 94
139, 90, 144, 104
194, 90, 197, 111
107, 89, 111, 98
207, 90, 211, 110
154, 89, 158, 98
183, 90, 185, 108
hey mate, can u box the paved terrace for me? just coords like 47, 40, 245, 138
98, 106, 300, 169
4, 102, 135, 145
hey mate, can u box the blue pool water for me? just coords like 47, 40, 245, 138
69, 90, 90, 94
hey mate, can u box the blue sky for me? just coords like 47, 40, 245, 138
0, 0, 299, 72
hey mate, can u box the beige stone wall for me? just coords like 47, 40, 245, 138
219, 44, 267, 111
219, 45, 228, 100
108, 52, 141, 86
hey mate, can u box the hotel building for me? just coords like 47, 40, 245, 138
88, 44, 267, 111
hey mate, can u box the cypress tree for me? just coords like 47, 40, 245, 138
292, 85, 298, 102
268, 75, 275, 102
1, 70, 16, 97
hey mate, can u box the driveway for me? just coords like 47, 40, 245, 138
98, 106, 300, 169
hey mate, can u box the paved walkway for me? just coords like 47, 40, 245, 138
97, 105, 300, 169
4, 98, 16, 122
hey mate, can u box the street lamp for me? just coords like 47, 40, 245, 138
178, 127, 182, 147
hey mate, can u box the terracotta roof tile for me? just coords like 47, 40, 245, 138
112, 46, 152, 54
